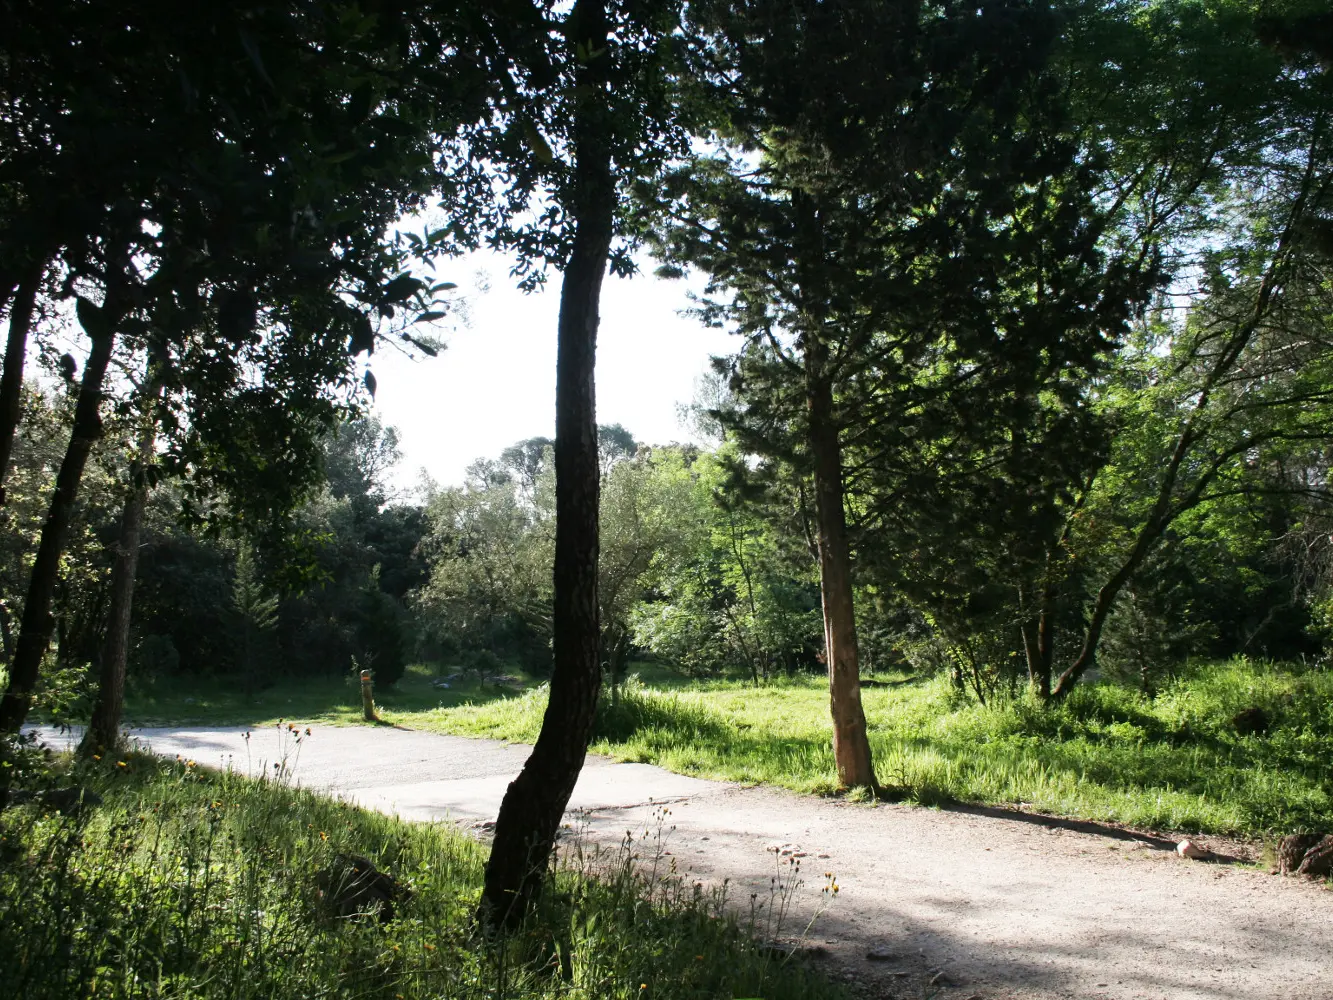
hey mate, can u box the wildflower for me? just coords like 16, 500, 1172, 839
116, 761, 127, 768
305, 727, 312, 736
92, 754, 101, 762
319, 831, 328, 842
424, 943, 436, 952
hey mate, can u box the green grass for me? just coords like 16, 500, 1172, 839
0, 750, 845, 1000
120, 662, 544, 728
119, 657, 1333, 838
412, 658, 1333, 838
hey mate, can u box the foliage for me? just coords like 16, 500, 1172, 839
630, 449, 822, 682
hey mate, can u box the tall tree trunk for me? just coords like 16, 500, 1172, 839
81, 377, 159, 755
806, 339, 876, 790
0, 316, 117, 733
479, 0, 613, 927
0, 262, 42, 505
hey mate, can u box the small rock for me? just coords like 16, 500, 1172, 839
866, 947, 898, 961
1177, 839, 1210, 860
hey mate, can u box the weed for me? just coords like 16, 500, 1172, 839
0, 751, 847, 1000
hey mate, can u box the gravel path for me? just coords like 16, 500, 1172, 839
35, 723, 1333, 1000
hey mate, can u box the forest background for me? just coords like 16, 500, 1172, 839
3, 0, 1333, 874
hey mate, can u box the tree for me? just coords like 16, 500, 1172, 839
1051, 107, 1333, 696
81, 368, 161, 754
597, 446, 697, 700
229, 544, 279, 689
0, 1, 484, 733
477, 0, 688, 924
631, 448, 822, 682
654, 0, 1117, 784
416, 456, 555, 668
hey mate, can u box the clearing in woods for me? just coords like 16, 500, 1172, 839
40, 722, 1332, 1000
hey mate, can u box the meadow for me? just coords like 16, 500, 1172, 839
123, 657, 1333, 838
0, 747, 843, 1000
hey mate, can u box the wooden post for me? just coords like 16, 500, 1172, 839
360, 669, 378, 722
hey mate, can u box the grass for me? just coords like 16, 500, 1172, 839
120, 657, 1333, 838
118, 662, 545, 728
0, 748, 846, 1000
412, 658, 1333, 838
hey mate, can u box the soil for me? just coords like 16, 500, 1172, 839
35, 723, 1333, 1000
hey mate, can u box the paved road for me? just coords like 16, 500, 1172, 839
35, 723, 1333, 1000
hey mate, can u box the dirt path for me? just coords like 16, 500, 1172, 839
36, 723, 1333, 1000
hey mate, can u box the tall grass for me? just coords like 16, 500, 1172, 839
421, 658, 1333, 836
0, 753, 844, 1000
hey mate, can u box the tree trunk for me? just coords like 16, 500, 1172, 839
1019, 581, 1054, 700
806, 340, 876, 791
479, 0, 613, 927
0, 320, 117, 733
81, 379, 159, 755
0, 262, 42, 505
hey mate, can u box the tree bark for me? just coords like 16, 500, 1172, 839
479, 0, 613, 926
806, 338, 877, 790
0, 316, 117, 733
81, 377, 159, 755
1019, 582, 1054, 700
0, 263, 42, 505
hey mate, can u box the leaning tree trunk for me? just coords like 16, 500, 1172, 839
0, 262, 43, 505
478, 0, 614, 927
805, 338, 876, 791
81, 377, 159, 755
0, 312, 117, 733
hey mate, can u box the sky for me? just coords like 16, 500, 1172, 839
367, 250, 735, 491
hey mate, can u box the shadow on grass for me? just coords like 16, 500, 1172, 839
122, 663, 533, 728
574, 665, 1333, 836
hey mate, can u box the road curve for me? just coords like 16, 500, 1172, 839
33, 723, 1333, 1000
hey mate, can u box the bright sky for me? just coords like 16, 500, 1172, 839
367, 251, 735, 490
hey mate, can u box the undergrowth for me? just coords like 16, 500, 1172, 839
419, 657, 1333, 837
0, 750, 844, 1000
